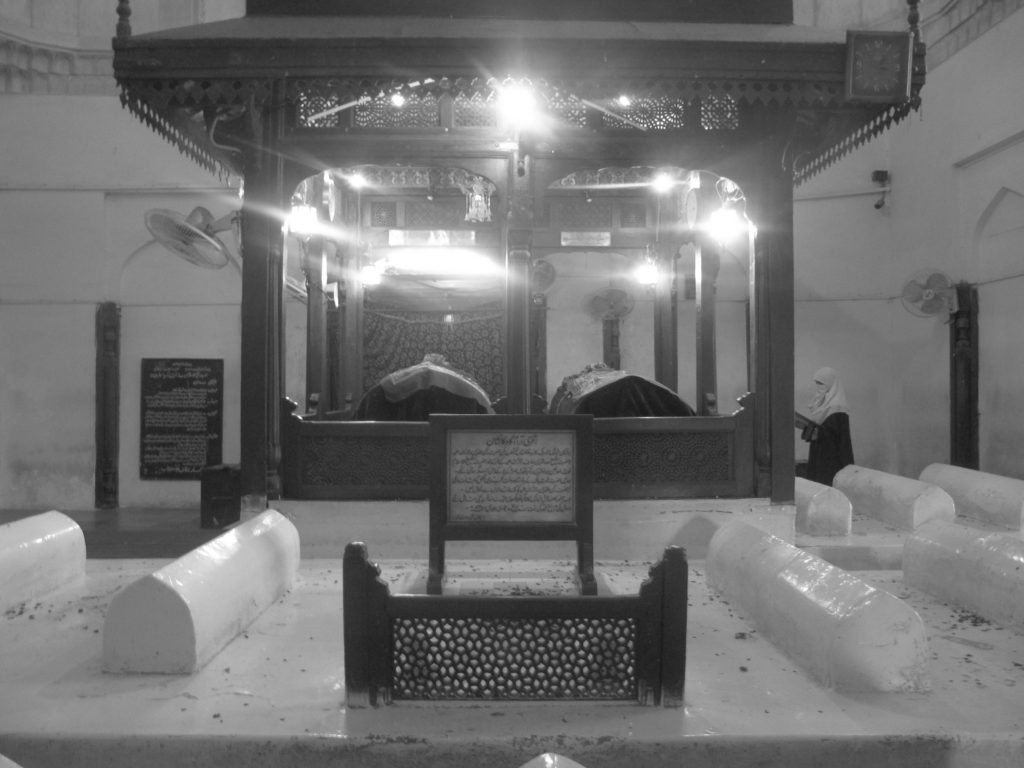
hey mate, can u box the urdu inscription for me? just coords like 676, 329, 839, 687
447, 430, 576, 524
140, 358, 223, 480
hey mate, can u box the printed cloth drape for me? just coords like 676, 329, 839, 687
362, 302, 505, 400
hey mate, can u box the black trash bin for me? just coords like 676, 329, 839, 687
200, 464, 241, 529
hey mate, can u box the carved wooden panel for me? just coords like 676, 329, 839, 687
594, 431, 732, 484
282, 399, 754, 500
300, 434, 429, 490
392, 616, 636, 699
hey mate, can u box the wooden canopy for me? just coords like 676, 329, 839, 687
111, 1, 925, 507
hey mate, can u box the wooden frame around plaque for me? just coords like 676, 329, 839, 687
428, 414, 595, 594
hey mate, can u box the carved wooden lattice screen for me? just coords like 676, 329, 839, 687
342, 542, 687, 707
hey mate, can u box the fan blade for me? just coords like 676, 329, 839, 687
919, 296, 946, 315
902, 280, 925, 303
185, 206, 215, 229
606, 288, 627, 306
145, 209, 230, 269
925, 272, 951, 290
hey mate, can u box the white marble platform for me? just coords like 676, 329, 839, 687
2, 554, 1023, 768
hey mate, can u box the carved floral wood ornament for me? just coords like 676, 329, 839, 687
111, 1, 927, 185
334, 166, 496, 222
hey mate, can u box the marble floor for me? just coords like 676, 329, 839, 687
1, 502, 1022, 768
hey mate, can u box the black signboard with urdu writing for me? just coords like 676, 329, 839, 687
140, 358, 223, 479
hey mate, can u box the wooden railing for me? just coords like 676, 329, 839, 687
342, 542, 687, 707
282, 393, 755, 500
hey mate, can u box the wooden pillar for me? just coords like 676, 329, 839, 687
338, 181, 365, 412
745, 125, 796, 503
303, 243, 329, 417
950, 282, 979, 468
239, 91, 287, 510
303, 175, 329, 417
694, 240, 720, 414
505, 146, 534, 414
652, 244, 678, 389
658, 545, 687, 708
530, 292, 548, 406
94, 302, 120, 509
343, 542, 391, 707
506, 230, 532, 414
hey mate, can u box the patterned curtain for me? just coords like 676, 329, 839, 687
362, 301, 505, 400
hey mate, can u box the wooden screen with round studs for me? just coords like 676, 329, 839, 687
391, 616, 637, 700
343, 541, 687, 708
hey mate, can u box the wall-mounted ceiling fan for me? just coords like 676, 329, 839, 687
144, 207, 238, 270
584, 287, 635, 321
143, 207, 308, 300
900, 269, 959, 318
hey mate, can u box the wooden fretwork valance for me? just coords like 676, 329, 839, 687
112, 2, 926, 184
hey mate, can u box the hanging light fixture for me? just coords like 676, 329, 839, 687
284, 204, 319, 237
705, 176, 755, 245
651, 172, 677, 195
633, 246, 659, 288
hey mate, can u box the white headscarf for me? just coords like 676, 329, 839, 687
807, 366, 849, 424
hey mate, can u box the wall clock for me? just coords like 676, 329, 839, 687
845, 30, 913, 103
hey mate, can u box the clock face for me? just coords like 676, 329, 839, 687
845, 31, 912, 102
854, 39, 901, 93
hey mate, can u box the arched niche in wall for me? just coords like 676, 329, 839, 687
973, 185, 1024, 282
972, 185, 1024, 474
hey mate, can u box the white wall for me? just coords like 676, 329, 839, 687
793, 7, 1024, 479
0, 94, 241, 508
0, 0, 245, 45
934, 11, 1024, 477
543, 250, 655, 398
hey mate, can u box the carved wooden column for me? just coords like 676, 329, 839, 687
694, 240, 721, 415
94, 302, 120, 508
652, 243, 679, 390
530, 291, 548, 406
304, 174, 329, 417
303, 239, 329, 416
239, 88, 287, 510
505, 148, 534, 414
506, 230, 532, 414
950, 282, 979, 468
743, 120, 796, 503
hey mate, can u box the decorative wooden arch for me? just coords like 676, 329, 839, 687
111, 0, 926, 508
